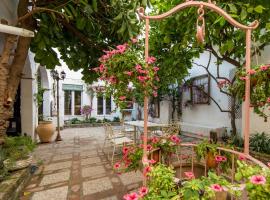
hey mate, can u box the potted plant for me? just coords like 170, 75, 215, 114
34, 84, 55, 143
195, 140, 218, 169
2, 136, 36, 171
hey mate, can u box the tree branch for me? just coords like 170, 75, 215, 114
18, 7, 65, 22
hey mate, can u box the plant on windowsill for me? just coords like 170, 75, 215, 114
34, 83, 55, 143
92, 38, 160, 110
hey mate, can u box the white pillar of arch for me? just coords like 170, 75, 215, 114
21, 52, 38, 140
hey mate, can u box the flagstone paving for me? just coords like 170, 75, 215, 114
20, 127, 143, 200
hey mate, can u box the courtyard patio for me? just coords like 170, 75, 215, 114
20, 127, 144, 200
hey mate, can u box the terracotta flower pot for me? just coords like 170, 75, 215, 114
206, 152, 217, 169
36, 121, 55, 143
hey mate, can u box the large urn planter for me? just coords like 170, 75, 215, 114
36, 121, 55, 143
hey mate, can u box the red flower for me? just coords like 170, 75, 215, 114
260, 65, 268, 71
170, 135, 181, 144
153, 66, 160, 72
147, 56, 156, 64
122, 146, 129, 155
139, 186, 148, 197
239, 155, 246, 161
146, 144, 153, 151
116, 44, 127, 54
135, 64, 142, 71
151, 137, 159, 144
137, 76, 147, 82
250, 175, 266, 185
248, 69, 256, 75
119, 96, 127, 101
215, 155, 227, 163
123, 192, 139, 200
114, 162, 121, 169
210, 184, 223, 192
124, 71, 133, 76
143, 166, 152, 177
239, 76, 247, 81
184, 171, 195, 179
267, 97, 270, 103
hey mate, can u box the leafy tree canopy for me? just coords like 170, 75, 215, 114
29, 0, 148, 83
148, 0, 270, 95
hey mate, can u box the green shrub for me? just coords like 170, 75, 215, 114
70, 118, 81, 124
250, 132, 270, 154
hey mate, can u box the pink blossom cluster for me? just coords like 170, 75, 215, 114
99, 43, 128, 62
184, 171, 195, 180
123, 186, 148, 200
215, 155, 227, 163
217, 80, 230, 88
170, 135, 181, 144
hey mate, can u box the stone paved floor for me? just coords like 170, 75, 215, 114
20, 127, 143, 200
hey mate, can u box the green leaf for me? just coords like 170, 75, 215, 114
76, 18, 86, 30
114, 13, 123, 21
266, 23, 270, 30
228, 4, 237, 14
254, 5, 265, 13
92, 0, 98, 12
240, 8, 247, 21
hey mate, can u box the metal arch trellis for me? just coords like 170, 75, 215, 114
137, 0, 259, 184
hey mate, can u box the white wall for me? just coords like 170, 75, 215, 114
181, 51, 241, 136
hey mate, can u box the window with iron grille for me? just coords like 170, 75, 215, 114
190, 74, 210, 104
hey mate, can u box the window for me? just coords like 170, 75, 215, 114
97, 96, 103, 115
64, 90, 72, 115
190, 74, 210, 104
97, 95, 112, 115
64, 89, 82, 116
74, 91, 81, 115
106, 96, 112, 114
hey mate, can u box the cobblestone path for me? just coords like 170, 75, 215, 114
20, 127, 142, 200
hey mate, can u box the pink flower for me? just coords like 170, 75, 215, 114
250, 175, 266, 185
124, 71, 133, 76
143, 166, 152, 177
138, 69, 148, 74
131, 38, 138, 44
122, 146, 129, 155
153, 66, 160, 72
99, 64, 105, 72
123, 192, 139, 200
119, 96, 126, 101
155, 76, 160, 82
114, 162, 121, 169
116, 44, 127, 54
267, 97, 270, 103
147, 56, 156, 64
215, 155, 227, 163
146, 144, 153, 151
135, 64, 142, 71
260, 65, 268, 71
184, 171, 195, 179
239, 76, 247, 81
210, 184, 223, 192
267, 162, 270, 167
148, 159, 156, 164
139, 186, 148, 197
137, 76, 147, 82
170, 135, 181, 144
248, 69, 256, 75
109, 76, 117, 84
239, 155, 246, 161
151, 137, 159, 144
153, 91, 158, 97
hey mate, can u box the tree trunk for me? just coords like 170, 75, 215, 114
0, 0, 33, 143
230, 96, 237, 137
